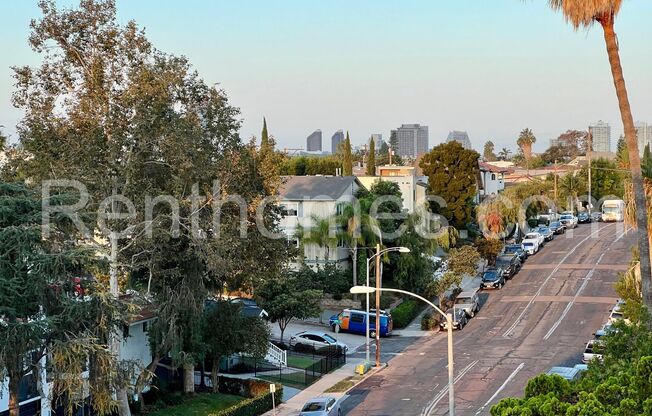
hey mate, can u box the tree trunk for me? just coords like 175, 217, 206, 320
352, 244, 358, 300
600, 16, 652, 321
8, 375, 20, 416
211, 356, 220, 393
116, 388, 131, 416
183, 363, 195, 394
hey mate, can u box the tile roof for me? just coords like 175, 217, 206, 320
278, 176, 360, 200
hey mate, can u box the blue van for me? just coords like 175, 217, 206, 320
329, 309, 393, 337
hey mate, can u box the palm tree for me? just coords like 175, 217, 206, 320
516, 128, 537, 160
498, 147, 512, 161
337, 204, 381, 290
295, 215, 339, 262
547, 0, 652, 321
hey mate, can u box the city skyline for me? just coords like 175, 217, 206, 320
1, 1, 651, 153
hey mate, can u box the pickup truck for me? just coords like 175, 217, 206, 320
583, 339, 604, 363
559, 214, 578, 229
521, 232, 544, 255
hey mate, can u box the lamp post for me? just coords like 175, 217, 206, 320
364, 246, 410, 365
351, 285, 456, 416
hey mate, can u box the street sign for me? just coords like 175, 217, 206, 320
269, 384, 276, 393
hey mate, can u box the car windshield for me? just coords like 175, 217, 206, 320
455, 297, 471, 304
302, 402, 325, 412
483, 270, 498, 280
323, 334, 337, 343
496, 259, 510, 267
550, 222, 561, 227
525, 234, 539, 239
538, 227, 550, 233
504, 246, 519, 254
560, 215, 572, 220
523, 242, 534, 247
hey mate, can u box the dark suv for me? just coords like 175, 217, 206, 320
495, 255, 522, 279
503, 244, 527, 263
480, 267, 506, 289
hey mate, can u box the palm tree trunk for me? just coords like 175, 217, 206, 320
8, 375, 20, 416
211, 356, 220, 393
183, 363, 195, 394
352, 244, 358, 299
600, 15, 652, 321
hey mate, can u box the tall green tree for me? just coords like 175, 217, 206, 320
366, 138, 376, 175
0, 183, 126, 416
547, 0, 652, 324
642, 144, 652, 179
420, 141, 480, 229
256, 276, 322, 342
498, 147, 512, 161
343, 131, 353, 176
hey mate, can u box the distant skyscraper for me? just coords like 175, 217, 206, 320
589, 120, 611, 153
635, 121, 652, 154
331, 130, 344, 154
370, 134, 384, 151
306, 130, 322, 152
390, 124, 428, 158
446, 131, 472, 150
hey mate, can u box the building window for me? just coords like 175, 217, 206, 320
143, 321, 148, 332
336, 203, 345, 216
287, 237, 300, 248
491, 173, 496, 181
280, 203, 298, 217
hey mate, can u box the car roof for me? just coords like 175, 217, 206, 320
547, 366, 580, 379
457, 290, 478, 297
296, 331, 327, 337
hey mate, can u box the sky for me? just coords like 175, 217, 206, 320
1, 0, 651, 153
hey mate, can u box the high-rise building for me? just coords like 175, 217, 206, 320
306, 130, 322, 152
390, 124, 428, 158
636, 121, 652, 154
370, 134, 384, 151
446, 131, 472, 150
589, 120, 611, 153
331, 130, 344, 154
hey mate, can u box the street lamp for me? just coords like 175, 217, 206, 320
364, 245, 410, 366
351, 285, 456, 416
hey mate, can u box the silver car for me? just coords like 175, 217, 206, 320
289, 331, 348, 354
300, 397, 341, 416
454, 290, 480, 318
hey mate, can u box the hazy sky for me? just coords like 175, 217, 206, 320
1, 0, 651, 153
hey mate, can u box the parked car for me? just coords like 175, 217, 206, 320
608, 305, 631, 325
454, 290, 480, 318
535, 226, 555, 242
300, 397, 341, 416
503, 244, 527, 263
583, 339, 605, 363
547, 366, 583, 381
290, 331, 348, 354
522, 232, 544, 255
439, 307, 469, 330
548, 221, 566, 235
495, 254, 522, 279
559, 213, 578, 229
591, 212, 603, 222
329, 309, 392, 338
480, 267, 506, 289
577, 212, 591, 224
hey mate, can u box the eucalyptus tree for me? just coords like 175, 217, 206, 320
546, 0, 652, 318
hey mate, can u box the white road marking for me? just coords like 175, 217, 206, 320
474, 362, 525, 415
502, 224, 614, 338
420, 360, 479, 416
542, 252, 606, 341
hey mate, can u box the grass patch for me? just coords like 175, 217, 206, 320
148, 393, 243, 416
324, 376, 360, 393
286, 355, 319, 369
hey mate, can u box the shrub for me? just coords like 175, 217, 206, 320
391, 299, 423, 329
219, 376, 273, 398
421, 313, 439, 331
210, 389, 283, 416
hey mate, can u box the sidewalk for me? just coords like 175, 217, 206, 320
262, 358, 368, 416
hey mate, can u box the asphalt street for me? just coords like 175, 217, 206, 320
340, 221, 634, 416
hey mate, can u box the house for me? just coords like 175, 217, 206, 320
357, 165, 429, 214
477, 161, 511, 202
278, 175, 362, 269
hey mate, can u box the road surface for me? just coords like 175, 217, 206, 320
341, 222, 633, 415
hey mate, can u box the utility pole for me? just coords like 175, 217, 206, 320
554, 159, 558, 200
375, 243, 382, 367
587, 130, 592, 214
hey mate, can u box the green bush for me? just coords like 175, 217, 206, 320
219, 376, 272, 398
420, 313, 438, 331
391, 299, 423, 329
210, 389, 282, 416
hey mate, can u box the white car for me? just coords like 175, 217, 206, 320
583, 339, 604, 363
608, 305, 631, 325
300, 397, 341, 416
521, 232, 544, 255
559, 213, 578, 229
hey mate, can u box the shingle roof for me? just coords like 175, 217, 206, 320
278, 176, 360, 200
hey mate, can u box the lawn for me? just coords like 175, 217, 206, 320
286, 355, 319, 369
147, 393, 244, 416
324, 376, 359, 393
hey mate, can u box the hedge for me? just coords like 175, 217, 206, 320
391, 299, 424, 328
209, 389, 282, 416
219, 376, 271, 398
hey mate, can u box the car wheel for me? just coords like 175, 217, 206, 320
338, 410, 341, 416
370, 330, 377, 338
